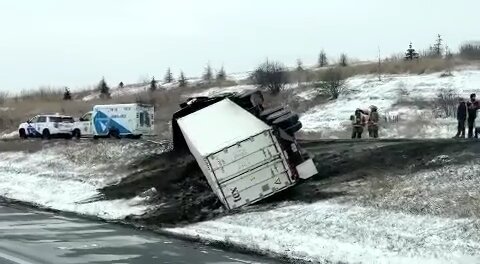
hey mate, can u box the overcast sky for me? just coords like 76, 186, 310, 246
0, 0, 478, 92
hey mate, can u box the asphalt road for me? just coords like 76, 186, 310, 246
0, 203, 278, 264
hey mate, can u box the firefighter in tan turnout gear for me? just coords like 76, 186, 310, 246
351, 109, 367, 139
368, 105, 380, 138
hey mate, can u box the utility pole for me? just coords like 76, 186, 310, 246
377, 46, 382, 81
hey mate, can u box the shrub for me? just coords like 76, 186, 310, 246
460, 42, 480, 60
0, 91, 8, 105
435, 88, 459, 118
250, 60, 288, 94
316, 67, 346, 99
63, 87, 72, 100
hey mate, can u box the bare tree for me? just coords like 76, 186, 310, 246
318, 49, 328, 67
339, 53, 348, 67
460, 42, 480, 60
316, 67, 346, 99
0, 91, 8, 105
250, 60, 288, 95
435, 88, 458, 118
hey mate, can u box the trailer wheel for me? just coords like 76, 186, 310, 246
283, 121, 303, 135
266, 109, 290, 124
272, 113, 299, 129
72, 129, 81, 139
259, 106, 284, 120
19, 129, 27, 139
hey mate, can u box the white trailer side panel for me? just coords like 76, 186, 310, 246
177, 99, 296, 209
208, 131, 282, 184
177, 99, 271, 157
219, 159, 293, 209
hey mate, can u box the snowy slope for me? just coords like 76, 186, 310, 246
300, 69, 480, 138
0, 141, 169, 219
168, 162, 480, 263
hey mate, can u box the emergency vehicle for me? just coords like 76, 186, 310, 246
73, 103, 155, 139
18, 114, 74, 139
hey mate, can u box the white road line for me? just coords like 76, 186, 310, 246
0, 251, 36, 264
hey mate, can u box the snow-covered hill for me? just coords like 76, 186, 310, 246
300, 68, 480, 139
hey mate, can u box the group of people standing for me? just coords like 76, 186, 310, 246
350, 105, 380, 139
454, 93, 480, 138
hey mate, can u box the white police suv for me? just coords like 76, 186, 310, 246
18, 114, 75, 139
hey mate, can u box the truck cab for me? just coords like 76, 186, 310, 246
72, 111, 93, 138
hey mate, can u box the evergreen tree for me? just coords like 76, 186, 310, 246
118, 81, 124, 89
98, 78, 111, 99
216, 66, 227, 82
203, 64, 213, 83
296, 59, 305, 84
179, 71, 188, 87
404, 42, 420, 60
164, 68, 174, 83
339, 53, 348, 67
150, 77, 157, 92
63, 87, 72, 100
433, 34, 443, 57
318, 50, 328, 67
296, 59, 304, 71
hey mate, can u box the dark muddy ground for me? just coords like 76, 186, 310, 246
98, 138, 480, 227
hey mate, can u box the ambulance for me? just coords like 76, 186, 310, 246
73, 103, 155, 139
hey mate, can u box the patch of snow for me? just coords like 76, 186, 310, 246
0, 107, 12, 111
0, 131, 17, 139
167, 200, 480, 263
300, 70, 480, 138
0, 146, 150, 219
186, 85, 257, 98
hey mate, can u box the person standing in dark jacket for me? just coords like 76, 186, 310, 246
454, 99, 467, 138
466, 93, 480, 138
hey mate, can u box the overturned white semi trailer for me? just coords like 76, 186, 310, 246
172, 92, 317, 210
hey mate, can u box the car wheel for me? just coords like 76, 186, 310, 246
19, 129, 27, 139
108, 129, 120, 139
72, 129, 81, 139
42, 129, 51, 140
